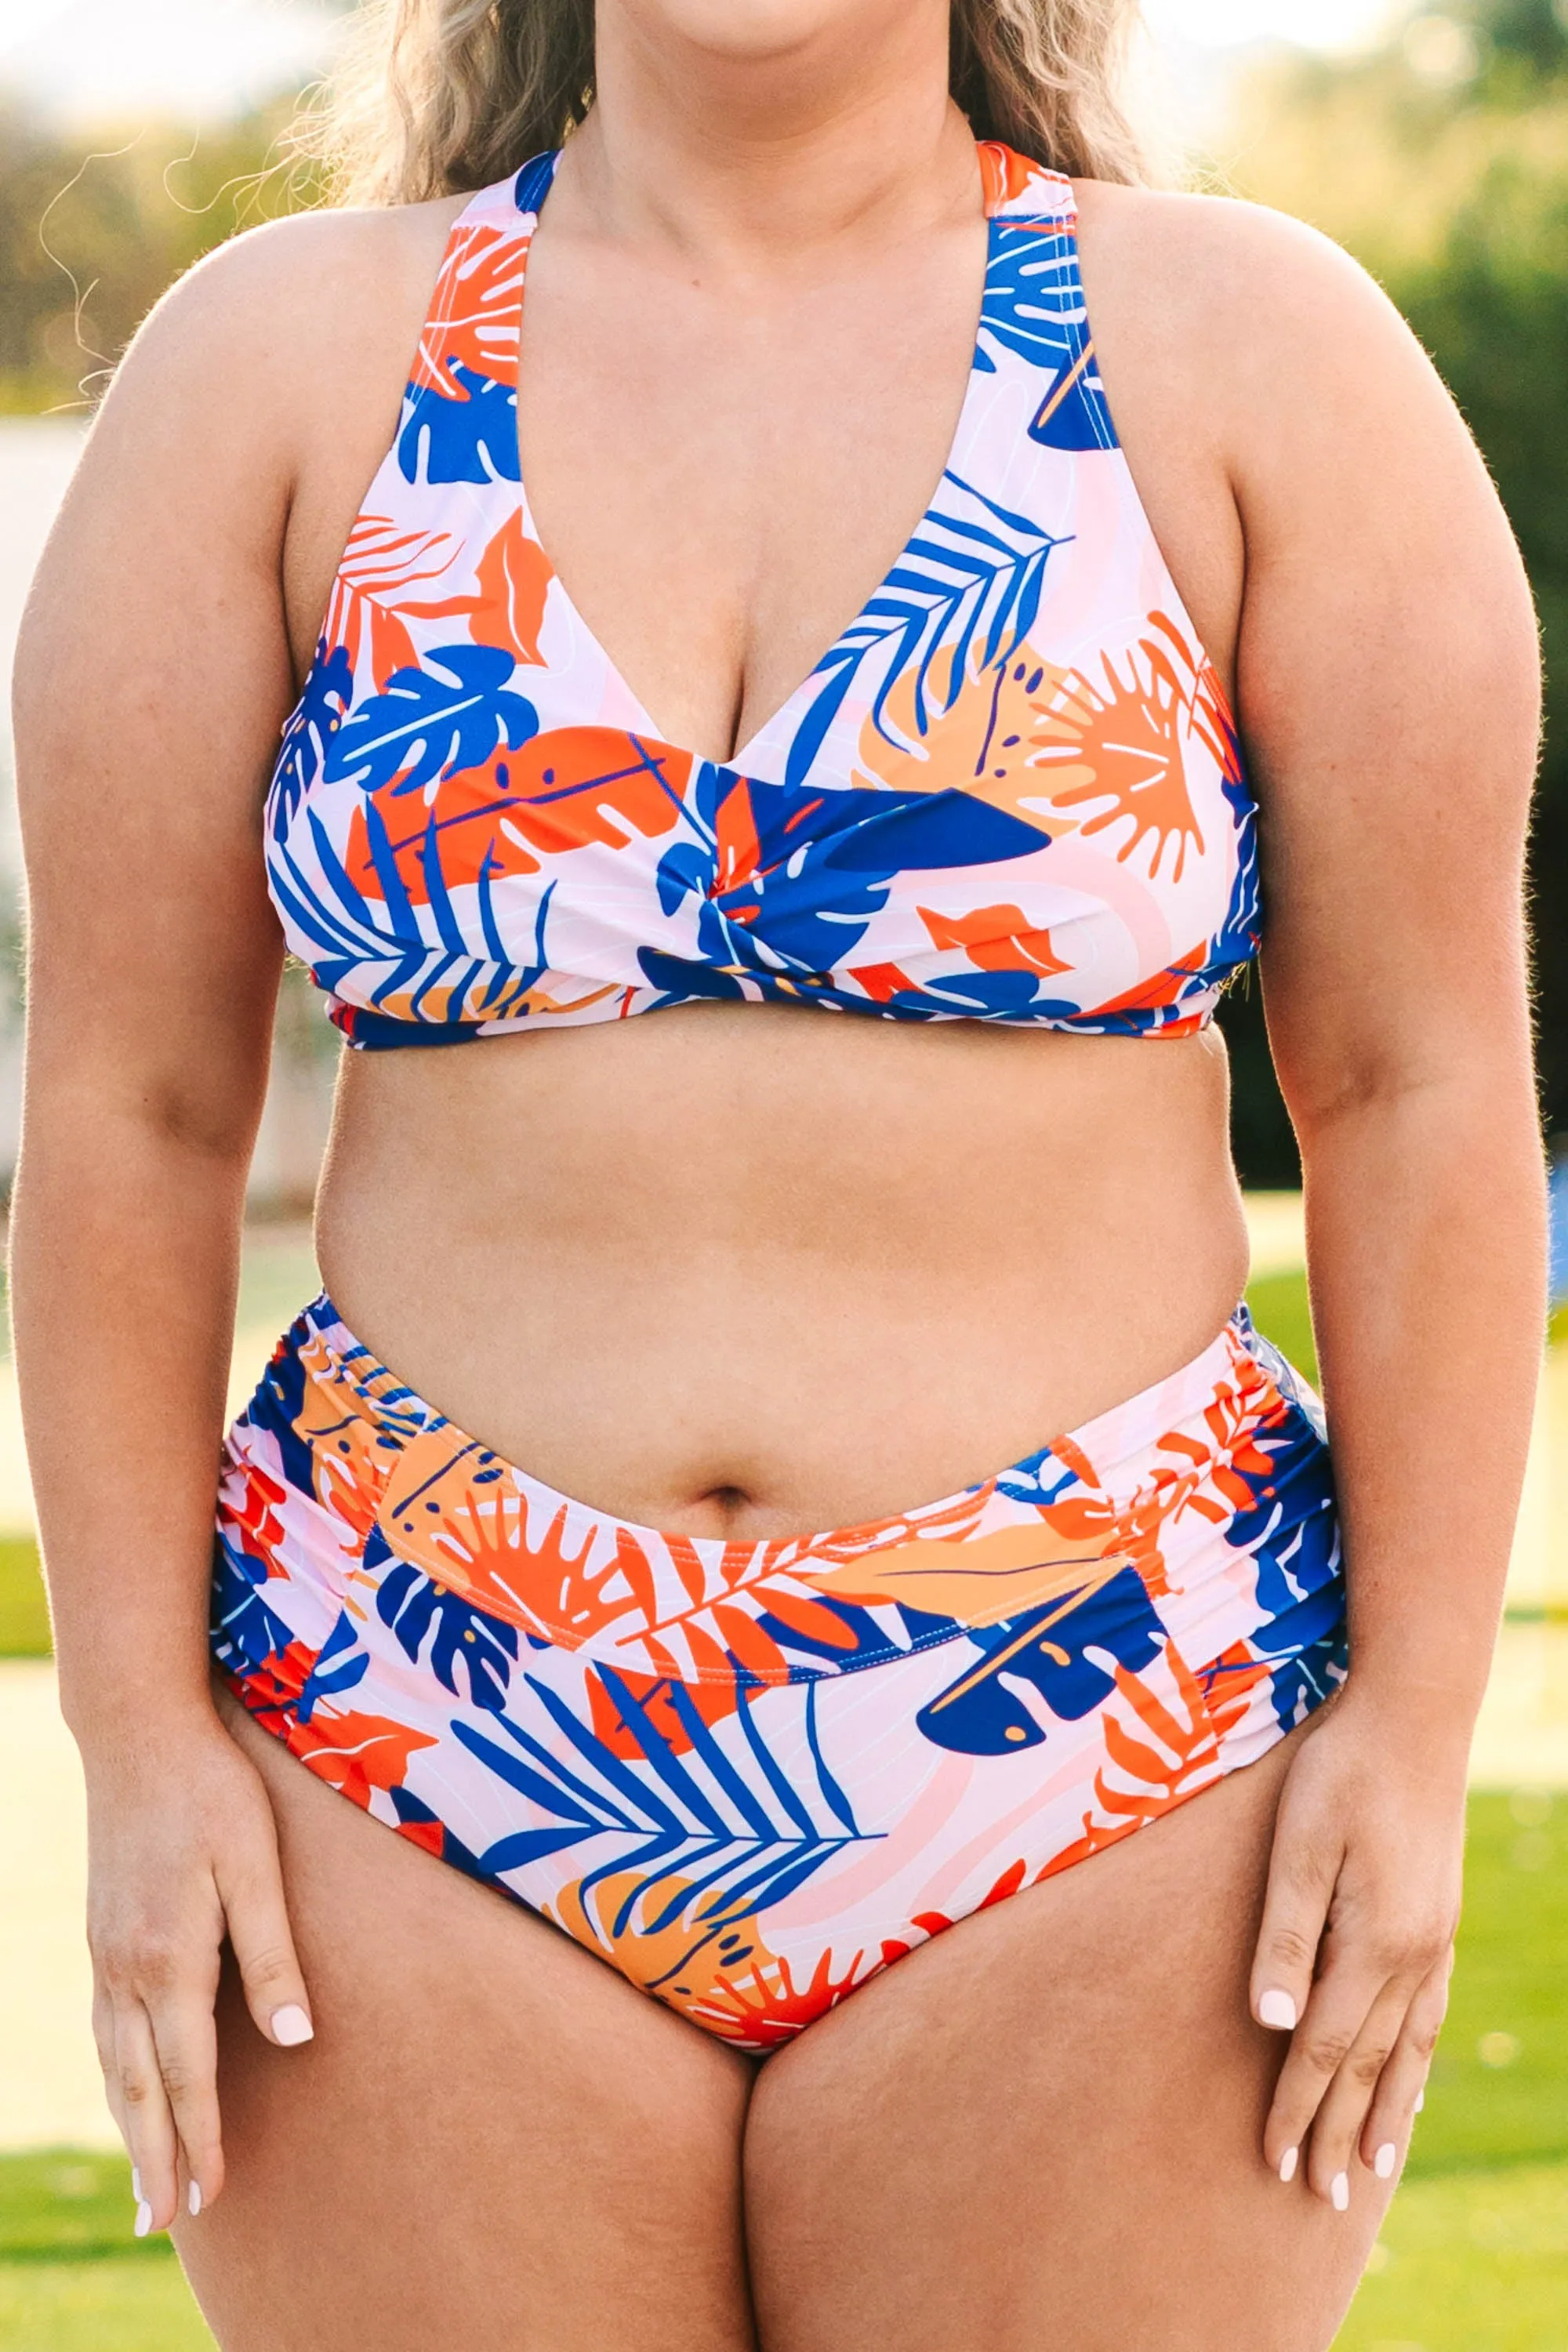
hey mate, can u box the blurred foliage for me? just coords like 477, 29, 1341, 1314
0, 96, 318, 414
1221, 0, 1568, 1179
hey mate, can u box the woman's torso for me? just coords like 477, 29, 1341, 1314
279, 126, 1254, 1535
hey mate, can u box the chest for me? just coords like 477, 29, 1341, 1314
514, 213, 989, 764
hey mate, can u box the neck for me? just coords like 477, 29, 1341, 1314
562, 1, 979, 267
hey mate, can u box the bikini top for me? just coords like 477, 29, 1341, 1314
267, 140, 1260, 1048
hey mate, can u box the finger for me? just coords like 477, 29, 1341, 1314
220, 1845, 314, 2050
1250, 1811, 1341, 2045
112, 2000, 180, 2236
1303, 1976, 1413, 2208
144, 1966, 224, 2221
1261, 1955, 1385, 2187
1359, 1949, 1452, 2183
93, 1986, 129, 2145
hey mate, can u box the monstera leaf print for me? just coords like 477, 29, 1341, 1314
374, 1552, 521, 1713
915, 1564, 1167, 1755
323, 644, 539, 797
397, 364, 521, 488
975, 220, 1118, 454
787, 473, 1062, 788
408, 216, 524, 402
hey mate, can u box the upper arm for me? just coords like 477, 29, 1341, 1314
11, 200, 446, 1151
1211, 203, 1540, 1121
13, 221, 313, 1148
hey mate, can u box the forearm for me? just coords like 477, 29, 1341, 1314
11, 1102, 253, 1751
1298, 1059, 1547, 1741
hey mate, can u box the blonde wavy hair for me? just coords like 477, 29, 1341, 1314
321, 0, 1145, 205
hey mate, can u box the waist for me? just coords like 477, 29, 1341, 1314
313, 1002, 1250, 1535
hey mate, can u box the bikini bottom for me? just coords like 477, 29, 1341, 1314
212, 1296, 1345, 2053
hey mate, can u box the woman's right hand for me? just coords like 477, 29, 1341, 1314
81, 1701, 314, 2237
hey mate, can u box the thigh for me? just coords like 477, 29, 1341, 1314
744, 1722, 1390, 2352
176, 1690, 758, 2352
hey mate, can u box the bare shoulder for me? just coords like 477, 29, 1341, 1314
1071, 180, 1401, 354
1070, 180, 1465, 501
102, 195, 464, 455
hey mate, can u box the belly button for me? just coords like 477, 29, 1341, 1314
699, 1484, 755, 1532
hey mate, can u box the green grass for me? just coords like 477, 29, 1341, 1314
1, 1796, 1563, 2347
1414, 1792, 1568, 2176
0, 2257, 213, 2350
1337, 2161, 1568, 2351
1246, 1264, 1319, 1385
0, 2154, 211, 2350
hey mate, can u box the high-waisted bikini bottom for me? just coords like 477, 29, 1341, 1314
212, 1298, 1345, 2053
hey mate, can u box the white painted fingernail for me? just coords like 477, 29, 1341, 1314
1259, 1988, 1298, 2031
133, 2200, 153, 2239
1374, 2142, 1397, 2180
131, 2166, 142, 2203
1279, 2145, 1298, 2183
270, 2004, 314, 2046
188, 2181, 202, 2217
1330, 2171, 1350, 2212
1415, 2088, 1425, 2112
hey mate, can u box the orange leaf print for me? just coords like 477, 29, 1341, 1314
851, 641, 1076, 832
978, 141, 1050, 213
325, 517, 460, 688
918, 902, 1070, 980
1200, 1641, 1275, 1743
470, 509, 550, 662
491, 728, 694, 860
1029, 614, 1226, 884
344, 728, 695, 905
410, 219, 525, 397
287, 1705, 439, 1810
548, 1869, 793, 2031
396, 511, 554, 667
344, 756, 542, 899
688, 1944, 874, 2049
801, 1521, 1135, 1630
375, 1429, 667, 1646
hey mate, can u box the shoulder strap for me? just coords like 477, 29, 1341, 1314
977, 140, 1076, 226
408, 154, 558, 407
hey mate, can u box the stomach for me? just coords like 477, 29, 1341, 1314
312, 1004, 1251, 1538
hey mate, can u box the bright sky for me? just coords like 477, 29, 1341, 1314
0, 0, 1405, 125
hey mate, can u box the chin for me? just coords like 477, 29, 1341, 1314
615, 0, 891, 64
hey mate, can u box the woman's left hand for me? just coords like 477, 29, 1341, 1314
1250, 1686, 1466, 2208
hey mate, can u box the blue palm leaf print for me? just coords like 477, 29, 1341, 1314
324, 644, 539, 796
452, 1670, 876, 1984
786, 471, 1064, 787
271, 642, 353, 848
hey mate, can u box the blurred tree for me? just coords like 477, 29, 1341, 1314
0, 96, 318, 412
1221, 0, 1568, 1181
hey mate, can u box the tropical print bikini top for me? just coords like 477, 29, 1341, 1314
267, 141, 1261, 1048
